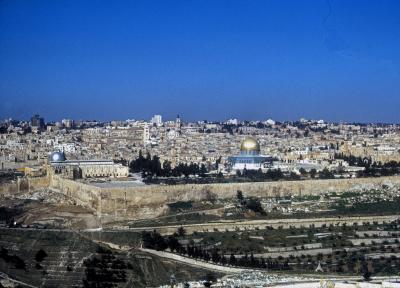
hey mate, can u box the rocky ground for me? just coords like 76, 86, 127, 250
0, 188, 100, 229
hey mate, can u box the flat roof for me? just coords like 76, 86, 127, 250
50, 160, 114, 166
87, 180, 145, 188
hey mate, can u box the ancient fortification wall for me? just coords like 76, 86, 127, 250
2, 174, 400, 219
0, 176, 50, 194
50, 175, 101, 212
47, 175, 400, 219
28, 176, 50, 188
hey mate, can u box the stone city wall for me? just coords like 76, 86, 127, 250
99, 175, 400, 204
28, 175, 50, 188
47, 175, 400, 219
0, 181, 19, 194
0, 176, 49, 194
2, 174, 399, 219
50, 175, 101, 212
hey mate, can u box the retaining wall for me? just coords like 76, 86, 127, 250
48, 175, 400, 219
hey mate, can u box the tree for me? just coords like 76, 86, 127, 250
131, 150, 147, 172
141, 231, 155, 249
177, 226, 186, 237
150, 155, 162, 176
153, 231, 168, 251
319, 168, 334, 179
289, 172, 300, 180
167, 235, 180, 252
211, 249, 220, 263
363, 269, 372, 281
299, 168, 307, 176
35, 249, 47, 263
162, 160, 172, 177
246, 198, 266, 215
310, 168, 317, 179
199, 164, 207, 177
229, 253, 237, 265
236, 190, 244, 204
250, 252, 256, 267
141, 230, 168, 251
220, 255, 227, 265
215, 157, 222, 169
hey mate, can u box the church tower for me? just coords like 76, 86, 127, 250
143, 123, 150, 145
175, 114, 181, 131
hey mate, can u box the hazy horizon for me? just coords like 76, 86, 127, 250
3, 114, 400, 125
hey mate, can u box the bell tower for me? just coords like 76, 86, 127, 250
175, 114, 181, 131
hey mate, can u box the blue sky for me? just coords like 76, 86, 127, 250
1, 0, 400, 122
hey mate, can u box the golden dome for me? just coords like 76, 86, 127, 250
240, 137, 260, 152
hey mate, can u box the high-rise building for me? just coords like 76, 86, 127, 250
31, 114, 45, 130
62, 119, 74, 128
150, 115, 163, 126
226, 118, 239, 125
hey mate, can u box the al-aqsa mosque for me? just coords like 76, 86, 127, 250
228, 137, 272, 171
48, 151, 129, 179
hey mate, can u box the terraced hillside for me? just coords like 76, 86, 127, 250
0, 228, 219, 287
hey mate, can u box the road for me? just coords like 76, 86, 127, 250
2, 214, 399, 236
115, 214, 400, 235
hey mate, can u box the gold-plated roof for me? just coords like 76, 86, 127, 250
240, 137, 260, 151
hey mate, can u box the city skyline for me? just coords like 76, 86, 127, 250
3, 113, 400, 125
1, 0, 400, 122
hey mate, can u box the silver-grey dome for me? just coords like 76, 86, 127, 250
49, 151, 66, 162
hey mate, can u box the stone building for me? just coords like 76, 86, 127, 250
48, 151, 129, 179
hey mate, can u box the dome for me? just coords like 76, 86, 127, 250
49, 151, 66, 162
240, 137, 260, 152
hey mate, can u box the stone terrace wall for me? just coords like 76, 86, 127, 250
48, 175, 400, 219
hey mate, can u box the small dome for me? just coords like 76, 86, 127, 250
49, 151, 66, 162
240, 137, 260, 152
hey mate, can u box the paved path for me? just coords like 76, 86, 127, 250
2, 214, 399, 236
91, 237, 249, 273
138, 248, 255, 273
0, 272, 38, 288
